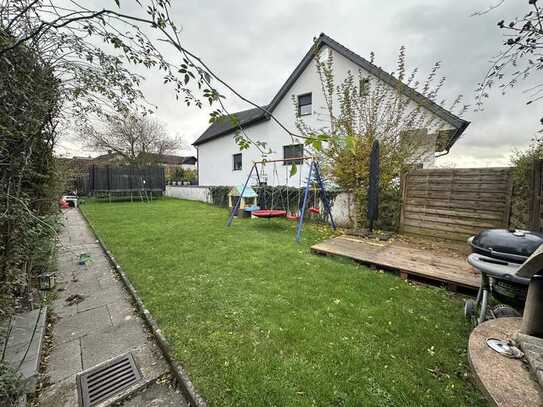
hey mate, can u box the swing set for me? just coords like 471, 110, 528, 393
226, 156, 336, 241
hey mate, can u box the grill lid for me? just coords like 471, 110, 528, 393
470, 229, 543, 263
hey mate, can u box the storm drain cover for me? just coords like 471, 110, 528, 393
77, 352, 142, 407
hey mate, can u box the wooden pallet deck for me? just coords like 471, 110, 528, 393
311, 235, 480, 290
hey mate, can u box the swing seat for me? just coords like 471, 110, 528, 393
309, 207, 320, 214
252, 209, 287, 218
286, 213, 300, 221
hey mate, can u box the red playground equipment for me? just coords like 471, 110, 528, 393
251, 209, 287, 218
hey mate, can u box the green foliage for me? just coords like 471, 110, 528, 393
173, 167, 185, 181
510, 136, 543, 229
0, 31, 63, 317
0, 363, 24, 406
208, 186, 231, 207
370, 186, 402, 231
209, 184, 340, 219
182, 169, 197, 183
82, 198, 485, 407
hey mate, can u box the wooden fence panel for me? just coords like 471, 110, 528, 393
400, 167, 513, 241
528, 159, 543, 231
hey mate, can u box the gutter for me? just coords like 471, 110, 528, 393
434, 120, 471, 158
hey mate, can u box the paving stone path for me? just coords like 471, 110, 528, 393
38, 208, 186, 406
1, 307, 47, 392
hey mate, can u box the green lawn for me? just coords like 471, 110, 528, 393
81, 198, 485, 407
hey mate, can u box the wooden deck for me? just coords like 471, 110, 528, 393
311, 234, 480, 290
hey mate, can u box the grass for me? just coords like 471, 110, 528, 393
81, 198, 485, 407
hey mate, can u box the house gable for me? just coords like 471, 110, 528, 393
193, 33, 469, 151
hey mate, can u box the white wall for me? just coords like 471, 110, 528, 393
330, 192, 354, 227
165, 185, 211, 203
197, 45, 452, 187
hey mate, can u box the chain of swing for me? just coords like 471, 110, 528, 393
257, 161, 320, 218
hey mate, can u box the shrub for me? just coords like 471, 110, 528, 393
509, 137, 543, 229
0, 31, 64, 317
0, 363, 24, 406
208, 186, 231, 207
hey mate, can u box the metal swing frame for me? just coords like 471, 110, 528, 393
226, 157, 336, 241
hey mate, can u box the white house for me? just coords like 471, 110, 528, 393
193, 33, 469, 187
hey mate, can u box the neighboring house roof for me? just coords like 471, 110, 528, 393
141, 152, 197, 165
193, 33, 469, 152
93, 152, 123, 162
92, 152, 197, 165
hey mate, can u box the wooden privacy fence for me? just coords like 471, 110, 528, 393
400, 167, 513, 241
528, 159, 543, 231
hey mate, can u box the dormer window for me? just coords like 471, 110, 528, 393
297, 93, 312, 116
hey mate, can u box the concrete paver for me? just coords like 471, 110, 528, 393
2, 307, 47, 391
45, 339, 82, 383
122, 382, 187, 407
53, 306, 112, 345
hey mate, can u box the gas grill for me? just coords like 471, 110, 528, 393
465, 229, 543, 325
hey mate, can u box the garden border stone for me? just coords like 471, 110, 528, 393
79, 208, 207, 407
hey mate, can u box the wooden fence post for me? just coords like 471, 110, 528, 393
529, 159, 543, 231
503, 169, 513, 229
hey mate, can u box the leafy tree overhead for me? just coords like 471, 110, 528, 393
0, 0, 300, 152
476, 0, 543, 125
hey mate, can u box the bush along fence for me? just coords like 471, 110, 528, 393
0, 31, 64, 319
1, 29, 65, 403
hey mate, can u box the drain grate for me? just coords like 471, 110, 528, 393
77, 352, 142, 407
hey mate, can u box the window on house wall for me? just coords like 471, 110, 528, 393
233, 153, 242, 171
359, 77, 370, 97
297, 93, 312, 116
283, 144, 304, 165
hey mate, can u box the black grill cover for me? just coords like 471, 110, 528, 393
470, 229, 543, 263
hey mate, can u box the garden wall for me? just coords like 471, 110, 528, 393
165, 185, 212, 203
331, 192, 355, 227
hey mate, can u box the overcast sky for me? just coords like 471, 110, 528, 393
59, 0, 540, 168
